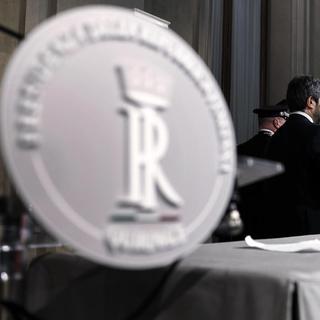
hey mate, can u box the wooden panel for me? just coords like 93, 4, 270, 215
144, 0, 196, 46
309, 0, 320, 77
290, 0, 310, 77
0, 0, 23, 31
266, 0, 311, 105
0, 0, 26, 195
57, 0, 144, 12
25, 0, 57, 33
0, 0, 22, 61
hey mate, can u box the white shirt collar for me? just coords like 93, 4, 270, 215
291, 111, 314, 123
259, 129, 274, 136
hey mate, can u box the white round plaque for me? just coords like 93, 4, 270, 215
0, 6, 236, 268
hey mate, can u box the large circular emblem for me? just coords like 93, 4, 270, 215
0, 6, 236, 268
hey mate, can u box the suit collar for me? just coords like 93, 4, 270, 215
290, 111, 313, 123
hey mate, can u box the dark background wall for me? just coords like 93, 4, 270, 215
0, 0, 318, 192
265, 0, 320, 106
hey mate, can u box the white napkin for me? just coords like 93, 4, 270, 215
245, 235, 320, 252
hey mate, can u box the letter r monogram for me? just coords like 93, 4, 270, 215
117, 64, 183, 211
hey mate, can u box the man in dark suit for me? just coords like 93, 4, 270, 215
238, 100, 289, 158
264, 75, 320, 237
236, 101, 288, 238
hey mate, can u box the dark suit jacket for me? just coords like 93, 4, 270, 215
237, 131, 273, 238
264, 114, 320, 237
237, 131, 272, 158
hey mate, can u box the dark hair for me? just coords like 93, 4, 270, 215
286, 75, 320, 112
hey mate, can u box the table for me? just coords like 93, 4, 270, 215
155, 235, 320, 320
26, 235, 320, 320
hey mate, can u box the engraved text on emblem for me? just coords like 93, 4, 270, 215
105, 62, 186, 254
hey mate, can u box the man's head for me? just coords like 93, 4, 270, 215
287, 75, 320, 123
253, 100, 289, 133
